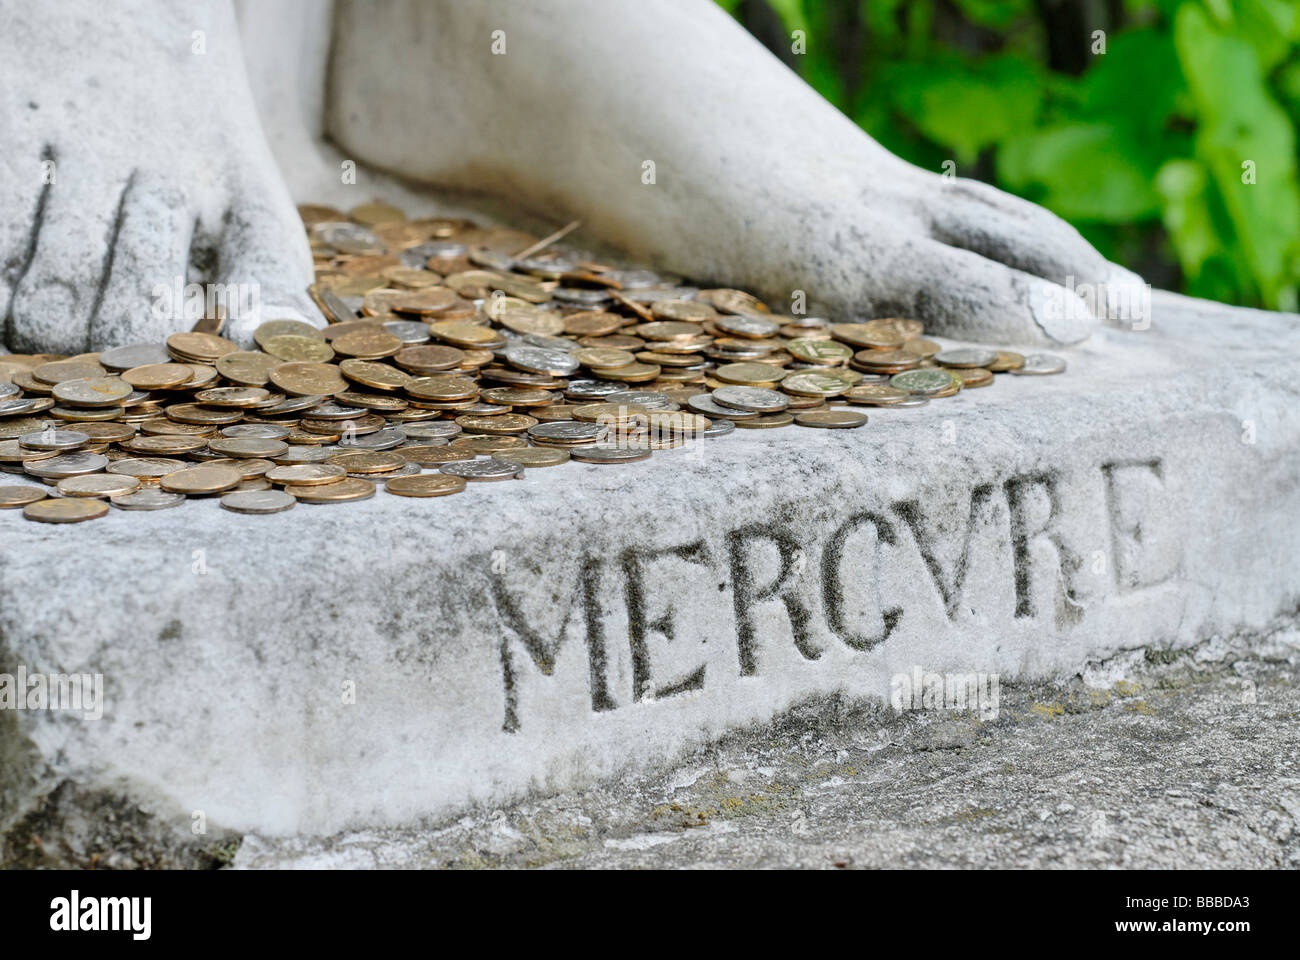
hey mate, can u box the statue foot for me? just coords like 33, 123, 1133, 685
0, 0, 316, 355
321, 0, 1142, 348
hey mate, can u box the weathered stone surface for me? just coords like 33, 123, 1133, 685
232, 639, 1300, 870
1, 290, 1297, 859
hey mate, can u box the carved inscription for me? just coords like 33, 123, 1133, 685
491, 459, 1178, 730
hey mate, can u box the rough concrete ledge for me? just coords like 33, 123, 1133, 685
232, 628, 1300, 870
2, 290, 1299, 861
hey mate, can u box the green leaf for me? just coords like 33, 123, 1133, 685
1154, 158, 1227, 280
764, 0, 808, 35
1175, 3, 1300, 307
1277, 59, 1300, 115
949, 0, 1035, 29
1079, 28, 1184, 137
1234, 0, 1299, 69
998, 124, 1163, 221
888, 54, 1044, 165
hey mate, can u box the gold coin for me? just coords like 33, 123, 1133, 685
121, 363, 195, 389
326, 275, 387, 297
160, 465, 244, 495
57, 474, 142, 497
697, 288, 769, 314
0, 485, 48, 508
262, 335, 335, 363
852, 348, 924, 372
24, 498, 109, 523
166, 332, 238, 362
427, 320, 501, 348
715, 362, 781, 385
286, 477, 377, 502
495, 305, 566, 337
299, 203, 344, 225
575, 347, 636, 368
339, 359, 411, 390
924, 370, 965, 397
139, 418, 216, 436
637, 350, 703, 367
321, 318, 385, 341
643, 412, 711, 435
340, 256, 403, 279
955, 367, 994, 388
332, 329, 403, 359
988, 351, 1025, 373
181, 365, 220, 389
77, 421, 137, 442
385, 474, 468, 498
397, 446, 476, 465
795, 409, 868, 429
204, 458, 275, 479
590, 361, 660, 382
351, 202, 406, 226
326, 450, 406, 474
383, 267, 443, 289
164, 403, 244, 425
733, 412, 795, 429
271, 362, 348, 397
406, 375, 478, 401
393, 345, 465, 373
564, 312, 623, 337
831, 319, 919, 349
780, 394, 826, 410
359, 290, 409, 315
479, 387, 555, 407
49, 403, 122, 421
491, 448, 570, 468
637, 320, 703, 341
335, 391, 409, 413
254, 319, 325, 348
455, 413, 538, 434
571, 402, 649, 425
449, 435, 527, 452
531, 404, 578, 421
208, 437, 290, 459
462, 270, 551, 303
650, 300, 716, 322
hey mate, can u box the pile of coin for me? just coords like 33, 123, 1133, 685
0, 202, 1065, 523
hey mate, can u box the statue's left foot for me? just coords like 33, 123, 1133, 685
0, 0, 317, 354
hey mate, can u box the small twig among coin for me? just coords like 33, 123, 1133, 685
512, 219, 581, 260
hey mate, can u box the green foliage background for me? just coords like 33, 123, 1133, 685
718, 0, 1300, 311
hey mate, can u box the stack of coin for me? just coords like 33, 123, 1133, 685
0, 201, 1066, 524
